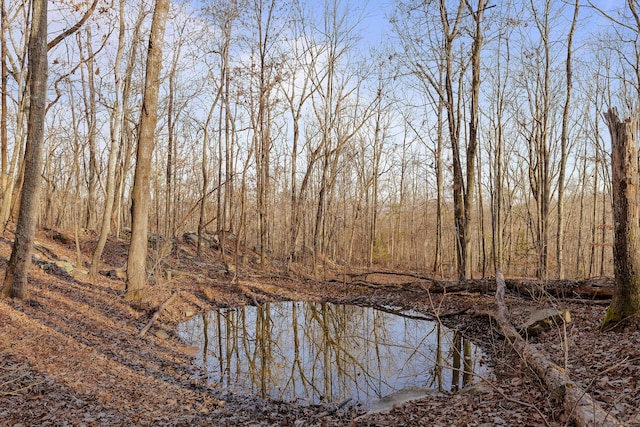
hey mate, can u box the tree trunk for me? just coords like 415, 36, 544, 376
476, 149, 486, 277
90, 0, 126, 279
589, 146, 599, 278
0, 58, 28, 234
556, 0, 579, 280
462, 0, 484, 279
0, 119, 22, 232
433, 91, 444, 276
80, 27, 98, 230
439, 0, 466, 280
126, 0, 169, 300
0, 0, 7, 197
602, 108, 640, 330
166, 52, 176, 240
1, 0, 47, 299
575, 140, 588, 277
112, 2, 145, 239
223, 70, 234, 238
197, 104, 214, 257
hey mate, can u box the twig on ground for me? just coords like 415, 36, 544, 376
311, 398, 352, 420
138, 291, 178, 338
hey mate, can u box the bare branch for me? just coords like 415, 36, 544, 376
47, 0, 99, 51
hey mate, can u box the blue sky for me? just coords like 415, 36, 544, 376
359, 0, 394, 48
354, 0, 627, 49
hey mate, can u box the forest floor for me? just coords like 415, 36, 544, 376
1, 229, 639, 426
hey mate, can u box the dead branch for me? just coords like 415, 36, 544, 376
138, 292, 178, 338
311, 398, 352, 421
345, 270, 431, 280
493, 271, 621, 427
47, 0, 99, 51
507, 277, 613, 299
338, 269, 613, 300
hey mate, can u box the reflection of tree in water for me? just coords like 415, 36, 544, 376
177, 302, 488, 405
449, 330, 477, 392
303, 302, 391, 402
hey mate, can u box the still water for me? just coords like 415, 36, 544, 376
177, 301, 489, 406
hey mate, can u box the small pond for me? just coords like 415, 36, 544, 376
177, 301, 490, 406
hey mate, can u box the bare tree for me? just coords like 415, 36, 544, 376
438, 0, 467, 279
195, 0, 239, 258
90, 0, 126, 279
1, 0, 47, 299
281, 0, 320, 267
463, 0, 485, 279
556, 0, 579, 279
393, 0, 485, 280
165, 6, 197, 241
78, 27, 98, 230
0, 4, 31, 234
485, 0, 517, 275
126, 0, 170, 300
248, 0, 286, 266
515, 0, 557, 280
112, 2, 148, 239
2, 0, 98, 298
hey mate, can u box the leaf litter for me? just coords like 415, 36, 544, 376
0, 229, 638, 426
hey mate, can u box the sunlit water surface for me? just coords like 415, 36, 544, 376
177, 301, 490, 406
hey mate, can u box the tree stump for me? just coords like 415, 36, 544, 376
603, 108, 640, 330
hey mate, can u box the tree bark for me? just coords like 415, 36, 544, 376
0, 0, 7, 197
602, 108, 640, 329
126, 0, 170, 300
1, 0, 47, 299
77, 27, 98, 230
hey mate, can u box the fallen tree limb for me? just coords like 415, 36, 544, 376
237, 283, 264, 306
346, 270, 431, 280
311, 398, 352, 421
138, 292, 178, 338
338, 270, 613, 300
493, 271, 621, 427
507, 277, 613, 300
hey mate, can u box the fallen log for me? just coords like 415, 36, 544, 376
493, 271, 621, 427
507, 277, 614, 299
138, 292, 178, 338
311, 398, 352, 421
336, 276, 494, 294
339, 270, 614, 300
517, 308, 572, 337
